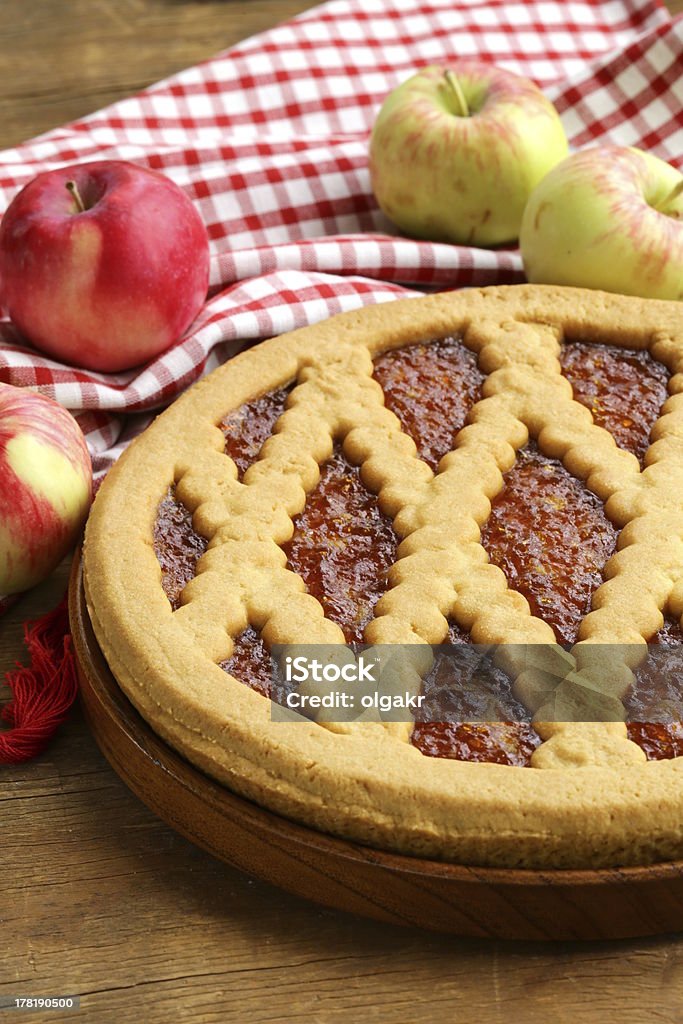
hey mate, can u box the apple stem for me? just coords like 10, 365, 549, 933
657, 179, 683, 218
444, 69, 469, 118
65, 180, 86, 214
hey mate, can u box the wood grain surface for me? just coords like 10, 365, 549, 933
2, 1, 683, 1022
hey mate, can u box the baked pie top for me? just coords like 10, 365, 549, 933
84, 285, 683, 869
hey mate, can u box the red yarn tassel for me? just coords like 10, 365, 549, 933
0, 593, 78, 764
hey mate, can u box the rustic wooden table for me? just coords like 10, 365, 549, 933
2, 1, 683, 1021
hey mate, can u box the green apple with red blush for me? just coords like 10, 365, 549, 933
369, 62, 568, 247
520, 145, 683, 300
0, 383, 92, 595
0, 160, 210, 372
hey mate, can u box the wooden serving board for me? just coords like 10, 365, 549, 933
69, 550, 683, 941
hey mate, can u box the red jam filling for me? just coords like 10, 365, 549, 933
411, 623, 541, 767
282, 447, 398, 645
154, 486, 207, 611
481, 444, 617, 647
373, 336, 484, 470
220, 627, 273, 697
220, 386, 291, 477
626, 617, 683, 760
560, 340, 669, 461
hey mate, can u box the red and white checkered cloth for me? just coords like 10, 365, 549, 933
0, 0, 681, 481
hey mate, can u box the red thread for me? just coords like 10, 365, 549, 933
0, 593, 78, 764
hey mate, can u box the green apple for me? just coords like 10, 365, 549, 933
369, 62, 568, 247
520, 146, 683, 300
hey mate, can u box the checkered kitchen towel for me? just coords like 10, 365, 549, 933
0, 0, 681, 480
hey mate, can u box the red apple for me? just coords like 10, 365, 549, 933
0, 383, 92, 595
0, 161, 210, 372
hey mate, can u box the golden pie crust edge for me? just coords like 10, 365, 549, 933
83, 285, 683, 869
